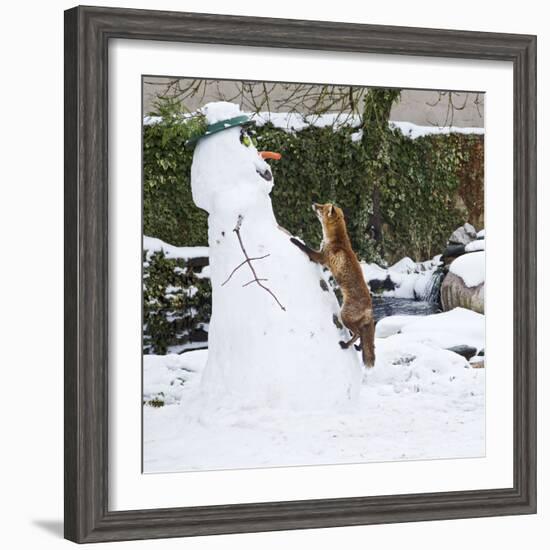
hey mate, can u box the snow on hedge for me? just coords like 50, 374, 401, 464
389, 121, 484, 140
143, 235, 209, 260
449, 251, 485, 287
144, 111, 484, 141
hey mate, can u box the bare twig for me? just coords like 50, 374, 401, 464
221, 254, 270, 286
222, 215, 286, 311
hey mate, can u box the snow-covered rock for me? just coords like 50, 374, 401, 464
449, 251, 485, 288
441, 272, 484, 314
189, 101, 361, 413
362, 255, 442, 300
465, 239, 485, 252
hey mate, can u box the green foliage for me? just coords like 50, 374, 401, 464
143, 250, 211, 354
143, 101, 208, 247
143, 102, 483, 264
145, 395, 166, 408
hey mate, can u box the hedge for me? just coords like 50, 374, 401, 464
143, 115, 483, 265
143, 250, 211, 354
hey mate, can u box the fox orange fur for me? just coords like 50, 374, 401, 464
290, 203, 375, 367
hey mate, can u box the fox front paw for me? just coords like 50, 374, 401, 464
339, 340, 348, 349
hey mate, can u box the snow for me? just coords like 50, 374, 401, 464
143, 235, 209, 261
362, 256, 442, 300
144, 110, 484, 141
465, 239, 485, 252
389, 256, 417, 273
194, 265, 211, 279
477, 229, 485, 238
142, 101, 485, 473
203, 101, 242, 124
190, 102, 361, 412
449, 251, 485, 287
252, 111, 360, 132
361, 262, 389, 282
143, 351, 207, 406
143, 335, 484, 472
376, 307, 485, 352
389, 121, 485, 140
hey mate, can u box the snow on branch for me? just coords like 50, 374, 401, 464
222, 215, 286, 311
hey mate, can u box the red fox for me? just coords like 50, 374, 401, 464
291, 203, 375, 367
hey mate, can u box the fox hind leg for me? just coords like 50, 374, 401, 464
339, 332, 360, 349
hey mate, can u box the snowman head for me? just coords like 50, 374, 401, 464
190, 102, 281, 215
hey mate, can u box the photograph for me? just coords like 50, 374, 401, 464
142, 77, 486, 473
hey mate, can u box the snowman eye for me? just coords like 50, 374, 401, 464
240, 130, 251, 147
240, 130, 257, 148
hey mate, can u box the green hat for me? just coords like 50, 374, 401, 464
186, 115, 253, 147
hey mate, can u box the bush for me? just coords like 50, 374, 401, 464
143, 250, 211, 354
143, 114, 483, 264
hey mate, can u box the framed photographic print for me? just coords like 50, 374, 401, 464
64, 5, 537, 543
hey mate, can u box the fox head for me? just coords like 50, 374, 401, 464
312, 202, 346, 241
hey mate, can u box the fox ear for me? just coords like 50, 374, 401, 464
328, 204, 334, 216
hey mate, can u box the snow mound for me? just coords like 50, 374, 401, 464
143, 236, 209, 260
375, 315, 424, 338
449, 251, 485, 287
376, 307, 484, 352
389, 256, 417, 274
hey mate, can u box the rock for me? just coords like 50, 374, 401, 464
469, 357, 485, 368
448, 223, 477, 246
441, 244, 466, 265
440, 271, 484, 314
369, 275, 395, 293
477, 348, 484, 356
446, 345, 477, 361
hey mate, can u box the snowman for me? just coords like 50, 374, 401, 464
190, 102, 361, 413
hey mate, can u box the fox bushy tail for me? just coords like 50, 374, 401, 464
361, 321, 375, 368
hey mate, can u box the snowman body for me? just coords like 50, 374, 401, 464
190, 102, 361, 412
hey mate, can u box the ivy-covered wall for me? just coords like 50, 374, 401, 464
144, 116, 484, 264
143, 251, 211, 354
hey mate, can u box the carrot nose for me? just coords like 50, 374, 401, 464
259, 151, 281, 161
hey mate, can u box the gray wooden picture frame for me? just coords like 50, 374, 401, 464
64, 5, 537, 543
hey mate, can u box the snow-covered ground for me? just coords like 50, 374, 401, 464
144, 307, 485, 473
450, 251, 485, 287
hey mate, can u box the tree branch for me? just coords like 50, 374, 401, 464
222, 215, 286, 311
